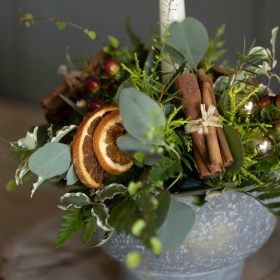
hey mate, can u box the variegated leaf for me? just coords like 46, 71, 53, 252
92, 203, 113, 231
15, 158, 30, 185
58, 192, 91, 210
94, 183, 127, 202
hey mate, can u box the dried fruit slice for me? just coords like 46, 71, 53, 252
93, 109, 134, 175
73, 106, 118, 188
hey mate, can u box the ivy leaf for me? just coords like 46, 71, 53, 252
117, 135, 164, 166
92, 203, 113, 231
94, 183, 127, 203
83, 29, 96, 40
58, 192, 92, 210
66, 164, 79, 185
28, 143, 71, 179
31, 176, 46, 197
18, 126, 38, 150
55, 211, 83, 248
157, 200, 196, 252
166, 17, 209, 69
15, 158, 30, 185
55, 19, 66, 30
119, 88, 166, 145
50, 125, 78, 143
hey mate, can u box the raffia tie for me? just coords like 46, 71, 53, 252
57, 65, 84, 89
185, 104, 222, 135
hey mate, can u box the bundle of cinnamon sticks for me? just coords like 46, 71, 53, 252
175, 70, 233, 179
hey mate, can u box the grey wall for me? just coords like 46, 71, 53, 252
1, 0, 280, 103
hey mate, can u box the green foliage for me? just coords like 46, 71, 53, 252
199, 24, 227, 72
55, 18, 66, 30
6, 179, 18, 192
83, 29, 96, 40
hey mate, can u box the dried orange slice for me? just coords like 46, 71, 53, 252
72, 106, 118, 188
93, 109, 134, 175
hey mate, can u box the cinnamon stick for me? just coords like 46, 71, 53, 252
197, 69, 223, 167
206, 76, 234, 166
175, 73, 222, 179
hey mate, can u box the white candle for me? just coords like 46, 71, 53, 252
159, 0, 186, 37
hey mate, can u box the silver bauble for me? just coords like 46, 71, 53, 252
248, 134, 275, 160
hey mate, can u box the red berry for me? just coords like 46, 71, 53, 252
87, 97, 104, 112
275, 95, 280, 108
275, 120, 280, 132
258, 96, 272, 109
103, 58, 120, 76
84, 76, 101, 93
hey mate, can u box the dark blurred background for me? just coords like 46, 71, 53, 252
1, 0, 280, 103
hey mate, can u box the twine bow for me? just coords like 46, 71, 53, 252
58, 65, 84, 89
185, 104, 222, 135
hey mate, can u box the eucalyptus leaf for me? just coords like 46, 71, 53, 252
154, 191, 171, 230
156, 42, 185, 65
29, 143, 71, 179
92, 203, 113, 231
51, 125, 78, 143
66, 164, 79, 185
157, 199, 196, 252
271, 26, 279, 58
117, 135, 164, 166
224, 126, 245, 173
119, 88, 166, 145
166, 17, 209, 69
58, 192, 91, 210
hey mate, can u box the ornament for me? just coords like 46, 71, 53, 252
236, 92, 259, 120
248, 133, 275, 160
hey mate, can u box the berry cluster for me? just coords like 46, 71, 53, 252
83, 58, 121, 112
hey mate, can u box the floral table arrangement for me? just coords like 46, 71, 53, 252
2, 0, 280, 278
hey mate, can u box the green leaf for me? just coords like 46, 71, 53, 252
93, 230, 114, 247
125, 251, 142, 269
271, 26, 279, 58
58, 192, 91, 210
6, 179, 17, 192
192, 194, 207, 206
17, 126, 38, 150
117, 135, 164, 166
166, 17, 209, 69
50, 125, 78, 143
119, 88, 166, 145
92, 203, 113, 231
23, 13, 34, 28
154, 191, 172, 230
128, 181, 143, 195
66, 164, 79, 185
28, 143, 71, 179
83, 29, 96, 40
157, 200, 196, 252
94, 183, 127, 202
59, 94, 86, 116
55, 19, 66, 30
55, 211, 83, 248
224, 126, 245, 173
83, 216, 96, 244
108, 35, 119, 48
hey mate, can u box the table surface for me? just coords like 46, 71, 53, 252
0, 98, 280, 280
